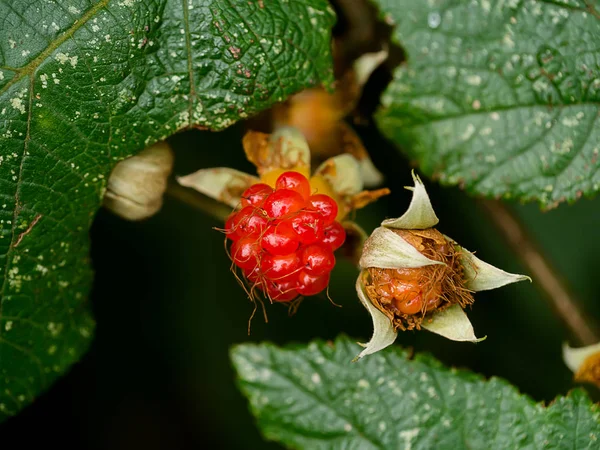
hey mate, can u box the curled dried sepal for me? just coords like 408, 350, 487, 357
563, 342, 600, 387
314, 153, 363, 197
177, 168, 259, 209
104, 141, 173, 221
382, 171, 438, 230
354, 272, 397, 360
422, 304, 485, 342
243, 127, 310, 176
452, 238, 532, 291
359, 227, 445, 270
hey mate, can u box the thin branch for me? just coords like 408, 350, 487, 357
479, 199, 599, 346
165, 181, 232, 222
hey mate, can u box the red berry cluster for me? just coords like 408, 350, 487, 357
225, 171, 346, 302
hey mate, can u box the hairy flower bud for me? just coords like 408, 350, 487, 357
103, 141, 173, 221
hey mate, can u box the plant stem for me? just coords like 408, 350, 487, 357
165, 181, 231, 221
479, 199, 599, 346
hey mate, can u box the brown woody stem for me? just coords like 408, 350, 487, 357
479, 199, 599, 346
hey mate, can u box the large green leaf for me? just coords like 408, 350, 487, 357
0, 0, 334, 420
375, 0, 600, 207
232, 336, 600, 449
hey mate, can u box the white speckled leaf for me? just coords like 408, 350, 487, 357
374, 0, 600, 207
232, 336, 600, 450
354, 273, 397, 360
382, 171, 439, 229
0, 0, 335, 421
359, 226, 445, 269
314, 154, 364, 196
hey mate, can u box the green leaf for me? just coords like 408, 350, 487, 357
0, 0, 335, 420
374, 0, 600, 207
231, 336, 600, 449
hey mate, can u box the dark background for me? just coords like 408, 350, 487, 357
2, 122, 600, 449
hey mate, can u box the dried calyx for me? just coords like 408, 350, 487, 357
355, 171, 530, 360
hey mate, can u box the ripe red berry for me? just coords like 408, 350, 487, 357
308, 194, 338, 226
260, 252, 300, 281
263, 189, 306, 218
225, 213, 240, 241
322, 221, 346, 251
300, 244, 335, 276
231, 237, 260, 270
231, 206, 268, 238
297, 271, 331, 296
264, 279, 298, 302
276, 171, 311, 200
244, 266, 263, 284
241, 183, 273, 208
287, 210, 324, 245
261, 223, 299, 255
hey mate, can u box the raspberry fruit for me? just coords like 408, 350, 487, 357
224, 170, 346, 303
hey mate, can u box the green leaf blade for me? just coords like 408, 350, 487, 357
232, 337, 600, 449
374, 0, 600, 207
0, 0, 335, 420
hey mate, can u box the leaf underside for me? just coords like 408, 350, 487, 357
374, 0, 600, 207
0, 0, 335, 420
232, 336, 600, 450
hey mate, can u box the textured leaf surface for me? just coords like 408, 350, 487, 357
232, 336, 600, 449
375, 0, 600, 207
0, 0, 334, 420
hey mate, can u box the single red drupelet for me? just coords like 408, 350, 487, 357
263, 189, 306, 218
308, 194, 338, 225
275, 171, 311, 199
261, 222, 300, 255
300, 244, 335, 276
241, 183, 273, 208
297, 271, 331, 296
321, 221, 346, 251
